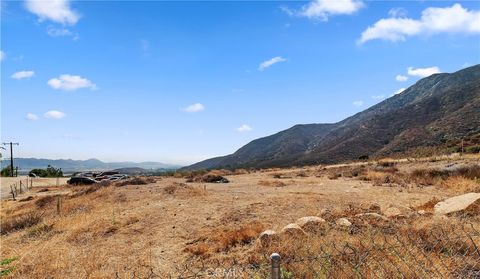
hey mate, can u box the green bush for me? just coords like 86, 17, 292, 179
29, 165, 63, 177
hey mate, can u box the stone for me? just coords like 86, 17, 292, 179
296, 216, 326, 233
355, 212, 388, 221
383, 207, 402, 217
258, 230, 278, 246
434, 193, 480, 215
336, 218, 352, 227
281, 223, 306, 236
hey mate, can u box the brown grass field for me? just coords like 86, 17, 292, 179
0, 156, 479, 278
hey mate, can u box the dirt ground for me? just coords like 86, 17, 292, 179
0, 177, 69, 199
0, 156, 479, 278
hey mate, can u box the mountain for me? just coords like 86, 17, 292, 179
1, 158, 181, 173
185, 65, 480, 170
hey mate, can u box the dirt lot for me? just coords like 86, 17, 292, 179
0, 177, 69, 199
0, 156, 479, 278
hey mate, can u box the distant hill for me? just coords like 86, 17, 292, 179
1, 158, 181, 172
184, 65, 480, 170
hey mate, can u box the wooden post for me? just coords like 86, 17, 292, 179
30, 177, 33, 188
10, 185, 15, 201
57, 196, 63, 215
56, 177, 59, 187
19, 181, 23, 193
271, 253, 281, 279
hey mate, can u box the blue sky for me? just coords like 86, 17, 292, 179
1, 0, 479, 165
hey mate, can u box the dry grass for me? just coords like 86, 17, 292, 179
184, 221, 265, 256
1, 212, 43, 235
441, 176, 480, 194
1, 159, 478, 278
257, 180, 287, 187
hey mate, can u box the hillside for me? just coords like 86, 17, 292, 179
1, 158, 180, 172
185, 65, 480, 170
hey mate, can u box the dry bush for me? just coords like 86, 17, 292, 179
1, 212, 43, 235
208, 169, 233, 176
70, 185, 101, 198
441, 176, 480, 194
416, 197, 441, 212
115, 177, 154, 187
271, 172, 292, 179
35, 195, 58, 208
186, 174, 229, 183
185, 222, 265, 256
164, 182, 206, 197
24, 223, 54, 238
258, 180, 286, 187
233, 168, 249, 175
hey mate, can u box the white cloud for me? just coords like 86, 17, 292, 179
11, 70, 35, 80
395, 74, 408, 82
388, 7, 408, 18
0, 50, 5, 61
394, 88, 406, 95
407, 66, 441, 78
46, 26, 79, 40
44, 110, 66, 119
183, 103, 205, 113
258, 56, 287, 71
25, 0, 80, 25
47, 74, 96, 91
285, 0, 364, 21
359, 4, 480, 44
353, 100, 364, 107
237, 124, 252, 132
371, 95, 385, 100
26, 113, 39, 121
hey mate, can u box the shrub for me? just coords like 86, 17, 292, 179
1, 212, 43, 235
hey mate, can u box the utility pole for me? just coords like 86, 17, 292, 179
2, 142, 19, 177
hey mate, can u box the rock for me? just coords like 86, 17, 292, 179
296, 216, 326, 233
281, 223, 306, 236
336, 218, 352, 227
417, 210, 427, 215
434, 193, 480, 215
383, 207, 402, 217
258, 230, 278, 246
355, 212, 388, 221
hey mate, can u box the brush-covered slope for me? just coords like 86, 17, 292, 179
185, 65, 480, 170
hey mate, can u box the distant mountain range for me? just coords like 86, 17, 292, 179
1, 158, 181, 172
185, 65, 480, 170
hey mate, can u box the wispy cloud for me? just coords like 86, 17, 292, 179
44, 110, 66, 119
183, 103, 205, 113
407, 66, 441, 78
283, 0, 364, 21
236, 124, 252, 132
25, 0, 80, 25
395, 74, 408, 82
0, 50, 5, 61
11, 70, 35, 80
48, 74, 97, 91
46, 26, 79, 40
258, 56, 287, 71
353, 100, 364, 107
26, 113, 39, 121
358, 4, 480, 44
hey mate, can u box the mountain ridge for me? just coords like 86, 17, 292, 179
0, 157, 181, 172
184, 65, 480, 170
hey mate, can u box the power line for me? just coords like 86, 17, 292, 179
2, 142, 19, 177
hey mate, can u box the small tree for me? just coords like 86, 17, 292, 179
1, 166, 12, 177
